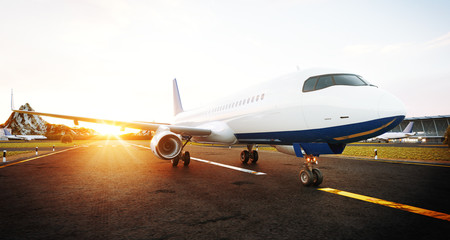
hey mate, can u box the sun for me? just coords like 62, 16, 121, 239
77, 122, 140, 136
94, 125, 126, 136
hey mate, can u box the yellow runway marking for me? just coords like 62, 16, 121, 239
0, 146, 81, 169
318, 188, 450, 222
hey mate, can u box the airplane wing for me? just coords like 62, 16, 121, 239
11, 108, 212, 136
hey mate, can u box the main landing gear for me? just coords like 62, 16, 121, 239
171, 137, 191, 167
240, 144, 259, 164
171, 151, 190, 167
299, 155, 323, 186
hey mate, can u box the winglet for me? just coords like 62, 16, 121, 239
173, 79, 184, 115
11, 89, 15, 111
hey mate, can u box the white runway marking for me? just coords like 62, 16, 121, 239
129, 144, 151, 150
191, 157, 267, 175
128, 143, 267, 176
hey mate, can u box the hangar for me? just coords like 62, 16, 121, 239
390, 115, 450, 143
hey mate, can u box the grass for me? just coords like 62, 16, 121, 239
342, 146, 450, 161
2, 151, 33, 157
0, 140, 96, 148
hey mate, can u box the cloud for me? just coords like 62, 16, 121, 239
342, 43, 413, 55
425, 32, 450, 49
342, 44, 379, 55
344, 32, 450, 57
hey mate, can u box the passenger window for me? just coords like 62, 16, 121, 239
333, 75, 366, 86
315, 76, 333, 90
303, 77, 318, 92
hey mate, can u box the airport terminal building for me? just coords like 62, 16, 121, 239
389, 115, 450, 143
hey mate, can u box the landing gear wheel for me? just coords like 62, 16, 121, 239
251, 150, 259, 163
171, 156, 179, 167
241, 150, 250, 164
183, 151, 190, 166
312, 168, 323, 186
299, 169, 313, 186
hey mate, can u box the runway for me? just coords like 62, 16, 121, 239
0, 140, 449, 239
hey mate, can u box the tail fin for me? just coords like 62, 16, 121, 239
4, 128, 11, 136
403, 122, 414, 133
173, 79, 184, 115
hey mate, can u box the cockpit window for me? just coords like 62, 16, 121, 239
302, 77, 318, 92
302, 74, 369, 92
333, 74, 366, 86
316, 75, 333, 90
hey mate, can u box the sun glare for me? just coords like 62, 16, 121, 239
94, 125, 128, 136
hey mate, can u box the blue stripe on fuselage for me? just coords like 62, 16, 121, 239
235, 115, 404, 145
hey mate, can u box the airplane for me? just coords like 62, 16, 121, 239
10, 68, 406, 186
371, 122, 415, 142
2, 128, 47, 141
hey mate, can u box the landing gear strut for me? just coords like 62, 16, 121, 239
299, 155, 323, 186
240, 144, 259, 164
172, 151, 190, 167
172, 137, 192, 167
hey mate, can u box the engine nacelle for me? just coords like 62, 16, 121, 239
150, 129, 182, 160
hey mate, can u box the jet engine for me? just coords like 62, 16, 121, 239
150, 129, 182, 160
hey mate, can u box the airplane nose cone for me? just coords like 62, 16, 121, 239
378, 91, 406, 119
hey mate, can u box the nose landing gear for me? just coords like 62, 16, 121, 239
299, 155, 323, 186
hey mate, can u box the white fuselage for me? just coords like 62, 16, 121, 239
374, 132, 415, 141
5, 135, 47, 141
173, 68, 406, 145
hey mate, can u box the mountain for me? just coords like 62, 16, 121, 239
1, 103, 47, 135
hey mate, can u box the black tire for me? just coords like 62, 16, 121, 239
172, 156, 179, 167
312, 168, 323, 186
299, 169, 313, 186
251, 150, 259, 163
240, 150, 250, 164
183, 151, 190, 166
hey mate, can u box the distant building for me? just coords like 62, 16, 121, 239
389, 115, 450, 143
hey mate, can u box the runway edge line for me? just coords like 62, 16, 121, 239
0, 146, 82, 169
318, 188, 450, 222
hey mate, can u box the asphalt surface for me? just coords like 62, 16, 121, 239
0, 140, 449, 239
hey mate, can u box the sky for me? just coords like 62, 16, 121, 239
1, 0, 449, 133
